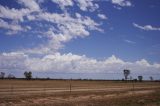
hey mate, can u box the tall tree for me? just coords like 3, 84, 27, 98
150, 76, 153, 81
24, 71, 32, 80
0, 72, 5, 79
123, 69, 130, 80
138, 76, 143, 82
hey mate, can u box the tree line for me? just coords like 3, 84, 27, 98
123, 69, 154, 82
0, 70, 155, 81
0, 71, 32, 80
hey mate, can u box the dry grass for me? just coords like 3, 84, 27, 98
0, 80, 160, 106
0, 80, 159, 89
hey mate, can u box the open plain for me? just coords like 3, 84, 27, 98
0, 80, 160, 106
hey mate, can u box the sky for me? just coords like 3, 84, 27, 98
0, 0, 160, 80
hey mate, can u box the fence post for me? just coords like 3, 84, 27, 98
132, 80, 135, 95
70, 83, 71, 93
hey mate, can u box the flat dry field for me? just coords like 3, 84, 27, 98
0, 80, 160, 106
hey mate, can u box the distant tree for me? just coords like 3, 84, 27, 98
0, 72, 5, 79
122, 78, 125, 81
150, 76, 153, 81
138, 76, 143, 82
24, 71, 32, 80
47, 77, 50, 80
28, 72, 32, 79
7, 74, 15, 79
123, 69, 130, 80
133, 79, 137, 82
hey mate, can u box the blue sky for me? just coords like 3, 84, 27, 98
0, 0, 160, 79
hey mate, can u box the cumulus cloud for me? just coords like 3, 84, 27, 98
18, 0, 40, 11
50, 0, 99, 12
0, 0, 40, 22
51, 0, 74, 10
0, 19, 23, 31
0, 52, 160, 77
27, 12, 101, 53
98, 14, 107, 19
0, 0, 40, 23
0, 5, 30, 22
133, 23, 160, 31
111, 0, 132, 7
76, 0, 99, 12
0, 52, 27, 70
0, 19, 31, 35
0, 0, 101, 53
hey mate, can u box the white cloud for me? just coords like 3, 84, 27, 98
104, 55, 124, 64
0, 52, 27, 70
0, 0, 101, 52
27, 15, 36, 21
111, 0, 132, 7
136, 59, 151, 67
18, 0, 40, 11
76, 0, 99, 12
0, 19, 23, 31
124, 39, 136, 44
0, 2, 38, 35
0, 5, 30, 22
51, 0, 74, 10
0, 19, 32, 35
51, 0, 99, 12
0, 52, 159, 77
0, 0, 40, 22
133, 23, 160, 31
98, 14, 107, 19
32, 12, 101, 53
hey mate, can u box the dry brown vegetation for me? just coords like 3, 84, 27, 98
0, 80, 160, 106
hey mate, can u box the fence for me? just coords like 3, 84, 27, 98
0, 79, 160, 98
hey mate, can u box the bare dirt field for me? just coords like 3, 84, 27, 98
0, 80, 160, 106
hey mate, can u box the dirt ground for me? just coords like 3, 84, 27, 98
0, 80, 160, 106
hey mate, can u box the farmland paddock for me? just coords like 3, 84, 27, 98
0, 79, 160, 106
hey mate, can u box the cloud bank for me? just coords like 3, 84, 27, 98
0, 52, 160, 78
